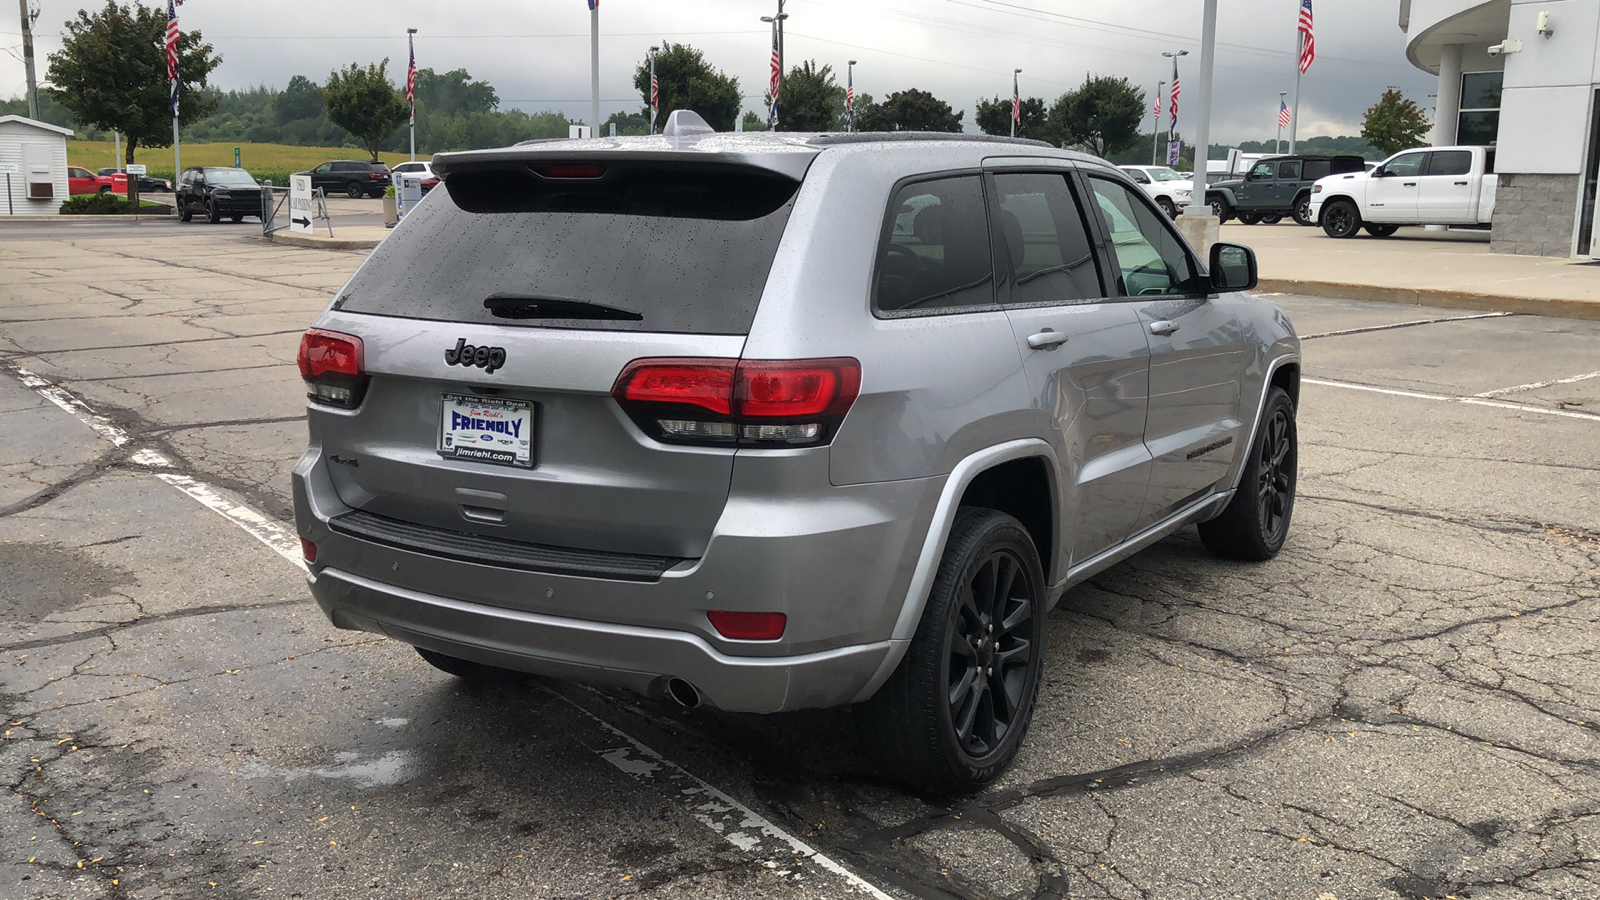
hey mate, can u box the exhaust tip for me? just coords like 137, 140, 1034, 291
665, 677, 701, 709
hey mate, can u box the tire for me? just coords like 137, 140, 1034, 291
1198, 386, 1297, 561
206, 200, 221, 224
346, 181, 365, 199
98, 185, 112, 195
229, 214, 243, 223
1236, 213, 1261, 225
1320, 199, 1361, 238
178, 206, 192, 222
1259, 213, 1283, 225
1208, 196, 1232, 223
1156, 197, 1177, 219
1292, 194, 1316, 226
415, 646, 530, 684
859, 507, 1047, 795
1364, 223, 1400, 237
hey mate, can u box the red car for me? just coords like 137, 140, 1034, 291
67, 166, 114, 195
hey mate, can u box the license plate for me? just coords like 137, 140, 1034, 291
438, 394, 534, 467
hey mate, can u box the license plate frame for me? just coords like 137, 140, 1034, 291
438, 393, 535, 468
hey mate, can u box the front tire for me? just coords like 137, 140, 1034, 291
1156, 197, 1177, 218
1364, 223, 1400, 237
859, 508, 1047, 795
1208, 196, 1232, 223
1293, 194, 1315, 226
1198, 386, 1297, 561
1321, 199, 1361, 238
206, 200, 221, 224
178, 206, 193, 222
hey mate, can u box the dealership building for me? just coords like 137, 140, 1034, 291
1402, 0, 1600, 255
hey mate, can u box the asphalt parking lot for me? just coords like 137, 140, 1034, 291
0, 222, 1596, 900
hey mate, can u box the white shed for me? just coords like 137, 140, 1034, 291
0, 115, 73, 216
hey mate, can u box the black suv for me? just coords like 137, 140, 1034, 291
298, 160, 392, 199
175, 167, 267, 224
1205, 155, 1366, 226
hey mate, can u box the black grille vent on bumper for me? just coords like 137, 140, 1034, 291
328, 509, 685, 582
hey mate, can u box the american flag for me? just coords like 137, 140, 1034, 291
1169, 59, 1180, 135
1278, 99, 1292, 128
1012, 72, 1020, 124
165, 0, 181, 118
650, 69, 659, 129
587, 0, 598, 8
767, 23, 781, 127
1298, 0, 1315, 74
1153, 91, 1161, 121
405, 42, 417, 124
846, 67, 854, 122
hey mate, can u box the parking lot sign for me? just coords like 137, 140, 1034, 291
235, 147, 241, 167
125, 164, 147, 175
289, 174, 314, 235
396, 174, 422, 219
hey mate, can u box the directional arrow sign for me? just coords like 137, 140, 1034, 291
292, 215, 311, 229
288, 174, 313, 235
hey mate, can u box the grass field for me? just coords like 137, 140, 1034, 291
66, 141, 414, 184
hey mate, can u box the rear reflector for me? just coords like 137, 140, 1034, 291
300, 538, 317, 563
707, 611, 786, 641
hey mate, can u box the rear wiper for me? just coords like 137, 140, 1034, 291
483, 293, 643, 321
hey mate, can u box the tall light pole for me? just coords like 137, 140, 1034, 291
1011, 69, 1021, 138
846, 59, 857, 132
1276, 90, 1287, 154
649, 45, 660, 134
407, 28, 418, 162
18, 0, 38, 119
1184, 0, 1217, 216
1152, 79, 1164, 165
588, 0, 600, 138
1162, 50, 1188, 167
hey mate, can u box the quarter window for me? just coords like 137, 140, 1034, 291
1086, 177, 1199, 297
993, 173, 1101, 305
876, 176, 995, 312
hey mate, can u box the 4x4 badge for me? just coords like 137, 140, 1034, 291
445, 338, 507, 374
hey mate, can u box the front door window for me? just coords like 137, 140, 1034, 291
1086, 178, 1198, 297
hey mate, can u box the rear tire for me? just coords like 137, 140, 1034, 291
1259, 213, 1283, 225
346, 181, 365, 199
415, 647, 530, 684
230, 214, 243, 223
1364, 223, 1400, 237
858, 507, 1046, 795
1198, 386, 1297, 561
1320, 199, 1361, 238
1293, 194, 1315, 226
1237, 213, 1261, 225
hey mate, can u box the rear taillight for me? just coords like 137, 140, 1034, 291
369, 172, 388, 179
297, 329, 369, 409
612, 357, 860, 447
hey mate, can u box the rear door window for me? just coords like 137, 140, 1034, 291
993, 173, 1102, 305
334, 163, 799, 335
1426, 150, 1472, 176
875, 176, 996, 313
1277, 160, 1302, 180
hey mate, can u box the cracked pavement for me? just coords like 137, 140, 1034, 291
0, 223, 1597, 899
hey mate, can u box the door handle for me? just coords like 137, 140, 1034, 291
1026, 329, 1069, 350
1403, 182, 1417, 187
1149, 320, 1180, 337
1454, 181, 1469, 186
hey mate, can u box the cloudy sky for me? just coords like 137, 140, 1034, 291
3, 0, 1434, 142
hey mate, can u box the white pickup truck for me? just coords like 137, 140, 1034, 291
1307, 145, 1496, 238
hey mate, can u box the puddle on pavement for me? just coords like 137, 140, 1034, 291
240, 749, 419, 788
0, 541, 134, 623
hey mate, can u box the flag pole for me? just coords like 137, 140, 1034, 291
589, 1, 600, 138
407, 28, 417, 161
168, 0, 180, 178
1152, 80, 1163, 165
1277, 90, 1287, 153
1289, 35, 1303, 154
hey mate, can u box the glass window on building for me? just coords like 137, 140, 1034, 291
1458, 71, 1502, 145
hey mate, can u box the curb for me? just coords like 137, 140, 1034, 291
0, 210, 175, 223
1256, 278, 1600, 322
264, 231, 384, 251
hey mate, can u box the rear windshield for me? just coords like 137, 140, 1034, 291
333, 163, 799, 334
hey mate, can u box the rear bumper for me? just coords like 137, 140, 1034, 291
310, 567, 895, 712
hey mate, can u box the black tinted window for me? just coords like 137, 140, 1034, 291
1427, 150, 1472, 176
1302, 160, 1331, 180
333, 162, 359, 172
994, 173, 1101, 305
1277, 161, 1302, 180
334, 164, 798, 335
1087, 177, 1199, 297
876, 176, 995, 313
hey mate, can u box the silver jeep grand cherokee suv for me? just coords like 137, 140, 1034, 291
293, 121, 1300, 794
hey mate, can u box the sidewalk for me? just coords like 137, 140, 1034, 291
266, 225, 391, 251
1232, 223, 1600, 320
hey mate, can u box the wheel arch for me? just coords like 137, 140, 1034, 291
1223, 353, 1300, 498
1315, 193, 1358, 223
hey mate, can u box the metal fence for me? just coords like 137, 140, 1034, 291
260, 184, 332, 237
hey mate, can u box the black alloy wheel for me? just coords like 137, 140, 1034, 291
1199, 386, 1297, 561
346, 181, 365, 199
178, 204, 192, 222
860, 507, 1047, 794
1293, 195, 1316, 226
1259, 213, 1283, 225
1364, 223, 1400, 237
206, 199, 221, 224
1320, 199, 1360, 238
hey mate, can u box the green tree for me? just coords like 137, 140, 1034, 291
322, 60, 408, 161
740, 111, 770, 132
631, 43, 741, 132
43, 1, 222, 163
275, 75, 323, 126
1361, 89, 1431, 156
1051, 75, 1146, 158
413, 68, 500, 117
766, 60, 843, 132
601, 109, 650, 136
855, 88, 962, 132
975, 95, 1050, 141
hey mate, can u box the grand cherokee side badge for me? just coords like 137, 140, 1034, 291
445, 338, 507, 374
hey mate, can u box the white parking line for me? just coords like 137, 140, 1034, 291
1298, 311, 1513, 340
2, 364, 898, 899
1474, 370, 1600, 398
1305, 376, 1600, 421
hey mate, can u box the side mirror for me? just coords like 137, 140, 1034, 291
1209, 242, 1257, 293
1372, 168, 1389, 177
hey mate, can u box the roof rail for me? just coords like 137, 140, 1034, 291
808, 132, 1053, 149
